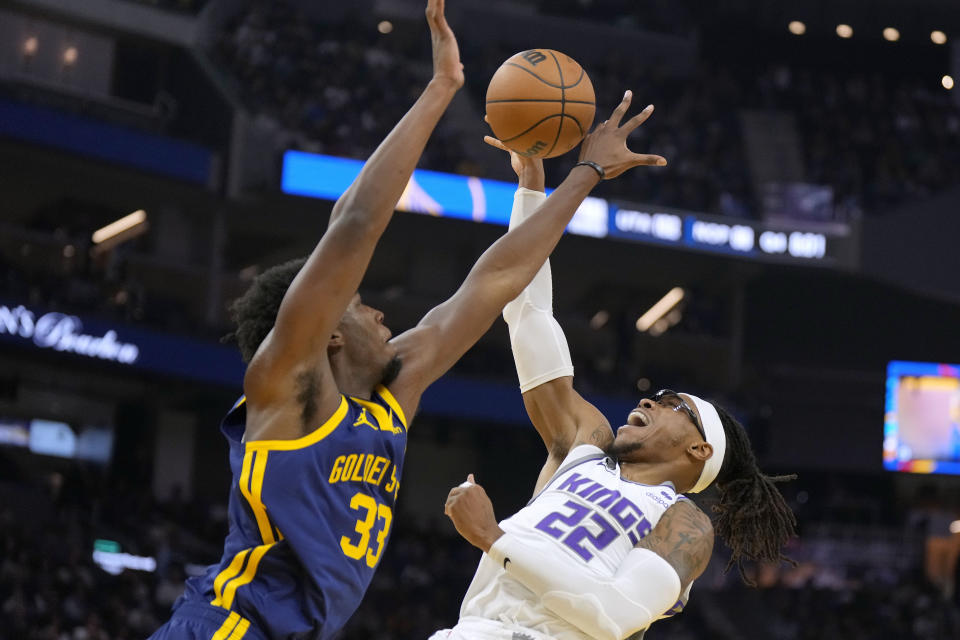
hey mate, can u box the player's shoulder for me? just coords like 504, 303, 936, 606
243, 346, 341, 424
638, 499, 714, 554
637, 499, 714, 587
666, 498, 714, 535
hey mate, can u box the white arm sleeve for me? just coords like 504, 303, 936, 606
488, 534, 681, 640
501, 187, 575, 393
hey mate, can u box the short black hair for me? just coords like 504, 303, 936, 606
710, 404, 797, 585
224, 257, 307, 363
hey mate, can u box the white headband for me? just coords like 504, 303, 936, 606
685, 394, 727, 493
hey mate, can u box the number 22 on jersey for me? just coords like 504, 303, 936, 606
535, 500, 618, 561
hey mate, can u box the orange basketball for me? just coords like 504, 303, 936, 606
485, 49, 595, 159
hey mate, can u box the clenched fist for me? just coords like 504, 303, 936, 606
444, 474, 505, 553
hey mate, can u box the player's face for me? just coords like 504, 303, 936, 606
610, 391, 705, 463
339, 294, 398, 378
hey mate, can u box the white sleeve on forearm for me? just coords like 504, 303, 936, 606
502, 187, 574, 393
488, 534, 681, 640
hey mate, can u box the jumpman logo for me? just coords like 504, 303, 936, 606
512, 633, 535, 640
353, 408, 377, 431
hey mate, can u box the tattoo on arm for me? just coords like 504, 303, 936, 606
636, 500, 714, 588
585, 423, 614, 449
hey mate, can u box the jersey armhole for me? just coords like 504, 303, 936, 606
527, 445, 607, 506
561, 443, 605, 465
245, 396, 349, 451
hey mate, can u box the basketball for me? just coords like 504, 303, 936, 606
485, 49, 595, 159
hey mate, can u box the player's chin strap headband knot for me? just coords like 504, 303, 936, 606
685, 394, 726, 494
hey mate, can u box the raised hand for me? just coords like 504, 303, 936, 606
483, 130, 545, 192
578, 90, 667, 179
444, 474, 504, 552
426, 0, 464, 89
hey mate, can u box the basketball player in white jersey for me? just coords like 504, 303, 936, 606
432, 136, 797, 640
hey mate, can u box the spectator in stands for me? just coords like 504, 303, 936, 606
214, 0, 960, 221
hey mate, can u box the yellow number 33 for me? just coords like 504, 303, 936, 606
340, 492, 393, 568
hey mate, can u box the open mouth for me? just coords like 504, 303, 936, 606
618, 410, 653, 436
627, 409, 651, 427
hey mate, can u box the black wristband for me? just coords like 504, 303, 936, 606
574, 160, 605, 180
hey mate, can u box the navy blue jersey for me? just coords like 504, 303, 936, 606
172, 385, 408, 639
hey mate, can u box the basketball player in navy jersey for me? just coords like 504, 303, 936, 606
435, 141, 797, 640
148, 0, 670, 637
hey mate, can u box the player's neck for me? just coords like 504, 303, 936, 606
330, 357, 376, 400
618, 459, 695, 493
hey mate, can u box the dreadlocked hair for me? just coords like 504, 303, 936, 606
710, 404, 798, 586
222, 257, 307, 363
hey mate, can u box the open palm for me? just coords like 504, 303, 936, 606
426, 0, 464, 88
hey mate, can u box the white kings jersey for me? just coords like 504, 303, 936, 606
459, 445, 692, 640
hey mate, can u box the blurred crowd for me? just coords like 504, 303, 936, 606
214, 0, 749, 218
0, 253, 145, 326
747, 65, 960, 216
0, 245, 216, 342
213, 1, 466, 175
212, 0, 960, 220
120, 0, 208, 13
712, 579, 960, 640
0, 239, 732, 398
534, 0, 698, 36
2, 461, 958, 640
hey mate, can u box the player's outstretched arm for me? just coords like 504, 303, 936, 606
485, 137, 614, 493
388, 92, 665, 417
244, 0, 463, 408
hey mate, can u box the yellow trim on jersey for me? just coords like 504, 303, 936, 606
227, 618, 250, 640
239, 449, 276, 544
376, 385, 407, 429
245, 395, 349, 451
210, 612, 241, 640
219, 542, 276, 609
211, 549, 250, 607
232, 396, 247, 410
352, 397, 397, 435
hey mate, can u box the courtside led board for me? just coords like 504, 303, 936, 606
281, 151, 858, 267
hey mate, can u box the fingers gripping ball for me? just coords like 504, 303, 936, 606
485, 49, 595, 159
